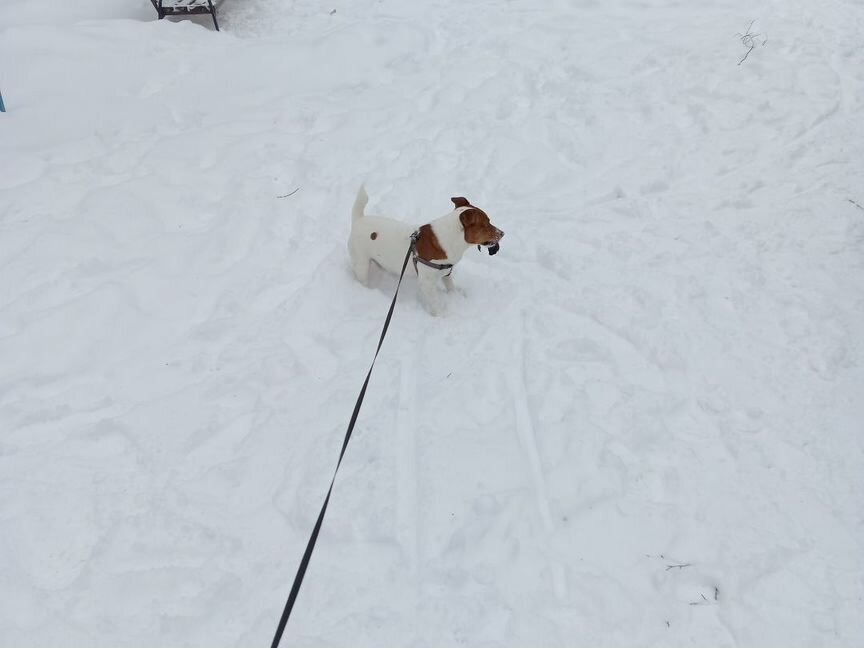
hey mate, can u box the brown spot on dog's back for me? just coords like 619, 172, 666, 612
370, 232, 378, 240
415, 224, 447, 261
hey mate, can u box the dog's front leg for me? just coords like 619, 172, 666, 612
442, 273, 467, 297
442, 274, 456, 293
417, 270, 442, 316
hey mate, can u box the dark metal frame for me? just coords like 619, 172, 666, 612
150, 0, 220, 31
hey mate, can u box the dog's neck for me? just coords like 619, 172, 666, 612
427, 210, 470, 263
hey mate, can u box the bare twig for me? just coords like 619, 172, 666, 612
665, 563, 692, 571
848, 198, 864, 212
737, 20, 763, 65
277, 187, 300, 199
736, 19, 756, 38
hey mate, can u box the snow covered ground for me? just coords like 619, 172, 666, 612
1, 0, 863, 646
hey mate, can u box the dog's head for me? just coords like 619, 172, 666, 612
451, 197, 504, 248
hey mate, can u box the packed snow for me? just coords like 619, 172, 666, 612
1, 0, 863, 646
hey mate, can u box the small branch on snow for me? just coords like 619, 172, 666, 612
736, 20, 756, 39
736, 20, 765, 65
665, 562, 692, 571
848, 198, 864, 212
277, 187, 301, 199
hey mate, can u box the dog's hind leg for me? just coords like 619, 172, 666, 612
351, 255, 372, 286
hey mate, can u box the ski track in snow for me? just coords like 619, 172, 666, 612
1, 0, 864, 646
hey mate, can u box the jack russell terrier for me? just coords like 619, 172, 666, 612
349, 186, 504, 315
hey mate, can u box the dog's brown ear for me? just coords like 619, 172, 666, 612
451, 197, 471, 208
459, 208, 481, 227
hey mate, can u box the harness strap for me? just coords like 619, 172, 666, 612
411, 229, 453, 276
413, 255, 453, 275
270, 240, 415, 648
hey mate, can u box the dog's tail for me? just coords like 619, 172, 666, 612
352, 185, 369, 222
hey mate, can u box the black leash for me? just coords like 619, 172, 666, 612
270, 237, 416, 648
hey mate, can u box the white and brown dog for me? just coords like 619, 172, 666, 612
349, 186, 504, 314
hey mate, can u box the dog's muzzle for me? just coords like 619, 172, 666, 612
480, 227, 504, 255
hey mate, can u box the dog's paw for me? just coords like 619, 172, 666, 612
442, 276, 465, 297
424, 305, 443, 316
451, 285, 468, 298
